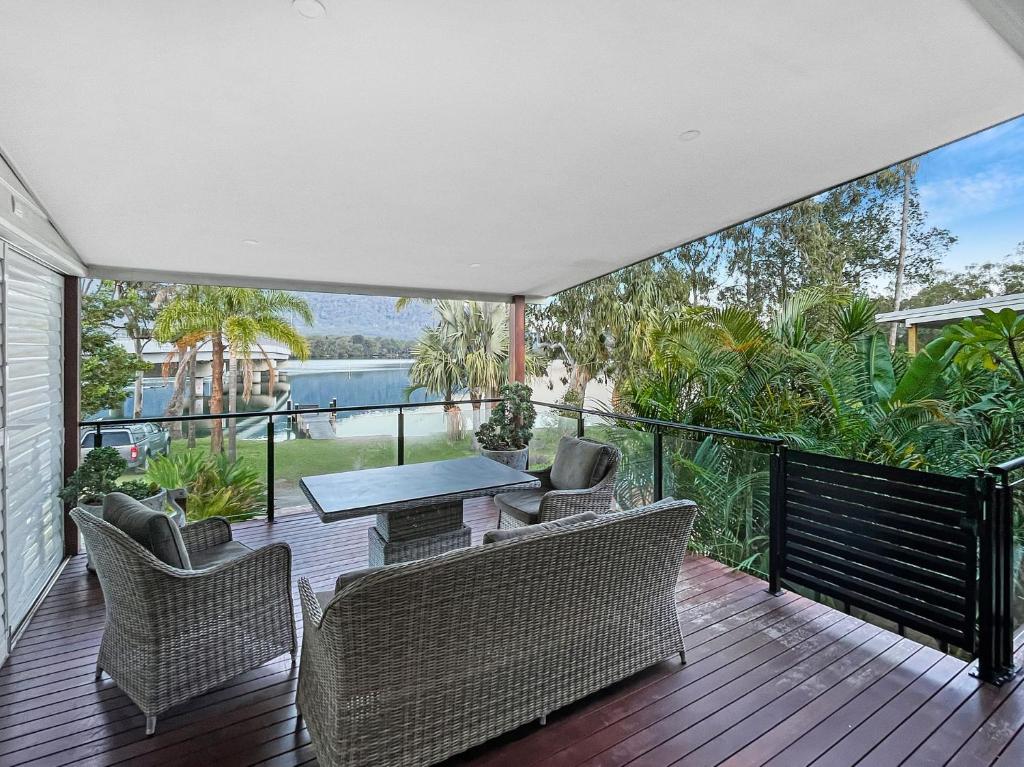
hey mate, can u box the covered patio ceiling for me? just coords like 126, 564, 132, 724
0, 1, 1023, 301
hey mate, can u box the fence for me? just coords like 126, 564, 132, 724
768, 446, 1017, 685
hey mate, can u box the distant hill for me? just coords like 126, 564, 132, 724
290, 293, 433, 340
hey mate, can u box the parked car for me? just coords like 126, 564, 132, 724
80, 423, 171, 472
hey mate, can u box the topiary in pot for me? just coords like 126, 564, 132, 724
60, 447, 126, 508
476, 382, 536, 470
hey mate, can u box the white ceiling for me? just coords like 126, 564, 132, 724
0, 1, 1022, 300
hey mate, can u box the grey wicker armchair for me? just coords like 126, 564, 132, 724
296, 498, 699, 767
70, 505, 296, 736
495, 435, 620, 529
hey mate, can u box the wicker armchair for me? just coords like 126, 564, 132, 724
496, 435, 621, 529
70, 507, 296, 735
296, 498, 699, 767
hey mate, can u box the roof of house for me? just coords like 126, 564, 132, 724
876, 292, 1024, 327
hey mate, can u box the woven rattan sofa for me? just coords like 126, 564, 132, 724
494, 435, 621, 529
71, 498, 296, 735
296, 497, 699, 767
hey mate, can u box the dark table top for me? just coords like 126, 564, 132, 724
300, 456, 540, 521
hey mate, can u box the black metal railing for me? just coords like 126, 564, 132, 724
79, 399, 1020, 685
80, 398, 781, 522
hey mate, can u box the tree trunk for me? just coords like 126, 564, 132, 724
227, 353, 238, 461
132, 338, 145, 418
164, 342, 190, 439
889, 162, 913, 350
210, 336, 225, 454
187, 347, 198, 448
569, 365, 591, 406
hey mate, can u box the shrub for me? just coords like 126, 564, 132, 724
60, 446, 160, 505
146, 450, 265, 522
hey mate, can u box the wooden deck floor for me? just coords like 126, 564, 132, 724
2, 499, 1023, 766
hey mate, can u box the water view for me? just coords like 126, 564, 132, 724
117, 359, 435, 420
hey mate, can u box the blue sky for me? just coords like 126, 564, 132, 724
916, 114, 1024, 269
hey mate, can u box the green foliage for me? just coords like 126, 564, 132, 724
60, 447, 157, 504
944, 308, 1024, 383
145, 450, 265, 521
476, 383, 536, 451
621, 293, 1018, 474
80, 283, 150, 415
117, 479, 161, 501
307, 334, 414, 359
153, 286, 313, 455
60, 447, 126, 504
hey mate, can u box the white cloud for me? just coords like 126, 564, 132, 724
919, 167, 1024, 225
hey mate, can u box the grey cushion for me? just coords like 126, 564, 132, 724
483, 511, 598, 544
315, 590, 335, 611
189, 540, 254, 570
493, 489, 546, 525
102, 492, 191, 569
335, 565, 389, 592
549, 436, 613, 491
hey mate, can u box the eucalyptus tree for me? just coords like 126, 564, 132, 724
154, 287, 312, 457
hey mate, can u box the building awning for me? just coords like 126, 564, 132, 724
876, 293, 1024, 329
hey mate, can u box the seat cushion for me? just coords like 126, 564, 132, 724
549, 436, 614, 491
189, 540, 253, 569
483, 510, 598, 544
315, 590, 335, 612
494, 489, 546, 525
102, 492, 191, 569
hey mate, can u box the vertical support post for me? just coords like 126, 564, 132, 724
94, 423, 103, 448
266, 416, 275, 523
767, 443, 786, 595
62, 276, 81, 557
906, 323, 918, 355
996, 474, 1014, 678
976, 469, 1017, 684
576, 413, 585, 439
976, 470, 995, 681
397, 407, 405, 466
653, 428, 664, 502
509, 295, 526, 384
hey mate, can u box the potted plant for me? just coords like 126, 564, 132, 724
475, 382, 536, 470
60, 446, 167, 514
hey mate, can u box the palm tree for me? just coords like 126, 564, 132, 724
404, 299, 544, 440
154, 287, 313, 457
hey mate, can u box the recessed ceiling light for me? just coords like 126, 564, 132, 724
293, 0, 326, 19
469, 263, 481, 268
243, 239, 261, 246
678, 129, 702, 142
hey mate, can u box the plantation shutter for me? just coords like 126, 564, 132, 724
3, 244, 64, 632
0, 249, 6, 665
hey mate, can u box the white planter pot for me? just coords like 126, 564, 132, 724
480, 447, 529, 471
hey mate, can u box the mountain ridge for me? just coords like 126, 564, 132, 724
290, 292, 433, 339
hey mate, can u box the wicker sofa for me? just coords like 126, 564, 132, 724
296, 497, 699, 767
71, 499, 296, 735
495, 435, 621, 529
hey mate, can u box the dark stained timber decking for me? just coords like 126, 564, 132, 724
0, 499, 1022, 766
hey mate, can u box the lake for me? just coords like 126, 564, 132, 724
117, 359, 435, 418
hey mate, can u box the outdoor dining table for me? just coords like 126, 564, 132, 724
299, 456, 540, 565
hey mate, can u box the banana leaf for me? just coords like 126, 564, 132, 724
855, 332, 895, 403
890, 336, 961, 406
